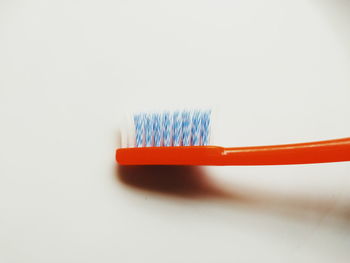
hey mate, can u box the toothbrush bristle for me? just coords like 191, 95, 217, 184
144, 114, 152, 147
162, 112, 171, 146
132, 110, 211, 147
134, 114, 144, 148
201, 111, 211, 145
181, 111, 191, 146
191, 111, 201, 146
152, 113, 161, 147
172, 111, 181, 146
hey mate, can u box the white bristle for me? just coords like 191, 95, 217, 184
120, 126, 128, 148
126, 115, 135, 148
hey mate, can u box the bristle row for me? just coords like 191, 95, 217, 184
133, 110, 211, 147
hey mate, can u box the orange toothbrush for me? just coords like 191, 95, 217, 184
116, 111, 350, 166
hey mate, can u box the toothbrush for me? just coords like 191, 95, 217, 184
116, 110, 350, 165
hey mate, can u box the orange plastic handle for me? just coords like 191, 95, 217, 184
116, 137, 350, 165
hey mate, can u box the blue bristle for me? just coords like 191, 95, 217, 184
172, 111, 182, 146
162, 112, 171, 146
133, 114, 144, 147
144, 114, 153, 147
181, 111, 191, 146
191, 111, 201, 146
200, 110, 211, 145
152, 113, 161, 147
132, 110, 210, 147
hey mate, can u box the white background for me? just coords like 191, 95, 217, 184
1, 0, 350, 262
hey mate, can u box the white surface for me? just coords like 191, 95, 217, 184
1, 0, 350, 262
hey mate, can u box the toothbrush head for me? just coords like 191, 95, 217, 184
116, 110, 213, 165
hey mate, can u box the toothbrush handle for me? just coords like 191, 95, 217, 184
219, 137, 350, 165
116, 137, 350, 165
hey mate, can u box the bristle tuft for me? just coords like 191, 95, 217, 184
162, 112, 171, 146
133, 114, 144, 147
172, 111, 182, 146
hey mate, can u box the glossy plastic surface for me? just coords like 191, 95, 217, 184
116, 137, 350, 165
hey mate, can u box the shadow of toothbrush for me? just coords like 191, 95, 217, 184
117, 165, 350, 224
117, 165, 230, 198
